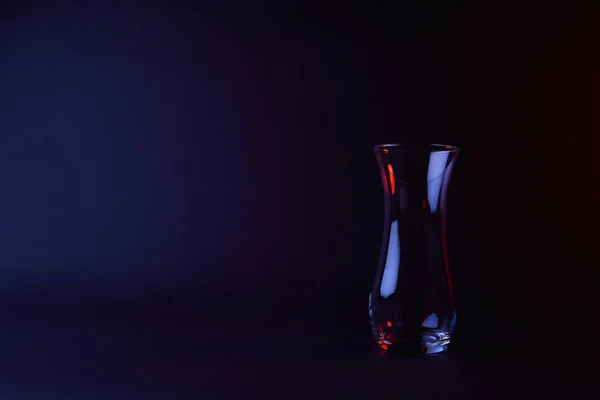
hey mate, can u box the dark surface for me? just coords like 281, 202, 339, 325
0, 310, 594, 399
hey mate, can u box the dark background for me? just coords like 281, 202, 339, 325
0, 1, 598, 398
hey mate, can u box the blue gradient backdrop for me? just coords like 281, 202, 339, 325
0, 1, 596, 326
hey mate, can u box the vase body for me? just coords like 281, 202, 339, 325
369, 144, 459, 355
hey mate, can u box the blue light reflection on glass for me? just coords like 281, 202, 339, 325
426, 151, 450, 212
380, 220, 400, 299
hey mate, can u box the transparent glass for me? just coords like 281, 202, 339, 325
369, 144, 460, 355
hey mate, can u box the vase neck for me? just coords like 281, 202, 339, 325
375, 147, 458, 215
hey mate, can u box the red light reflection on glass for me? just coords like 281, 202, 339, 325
376, 155, 389, 195
387, 164, 395, 194
386, 320, 392, 327
441, 213, 455, 304
379, 344, 389, 351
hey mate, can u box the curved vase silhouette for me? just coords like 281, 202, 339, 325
369, 144, 459, 355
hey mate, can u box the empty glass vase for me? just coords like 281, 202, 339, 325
369, 144, 459, 355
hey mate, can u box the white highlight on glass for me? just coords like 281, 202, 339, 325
380, 220, 400, 299
421, 312, 439, 328
427, 151, 450, 212
426, 345, 445, 354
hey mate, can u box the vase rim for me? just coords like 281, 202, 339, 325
374, 143, 460, 152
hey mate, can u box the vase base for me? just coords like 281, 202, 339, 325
375, 328, 452, 356
376, 340, 449, 356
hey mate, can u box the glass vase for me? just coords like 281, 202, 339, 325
369, 144, 460, 355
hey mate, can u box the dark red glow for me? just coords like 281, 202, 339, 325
379, 344, 389, 351
422, 199, 427, 209
441, 212, 455, 304
386, 320, 392, 327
